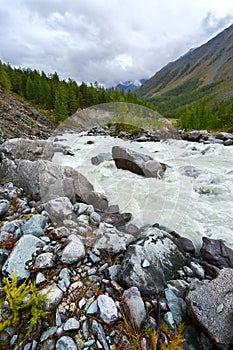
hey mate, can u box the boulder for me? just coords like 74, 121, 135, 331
85, 191, 109, 211
0, 138, 54, 161
112, 146, 166, 178
2, 234, 45, 280
186, 268, 233, 348
118, 226, 190, 296
14, 160, 94, 204
93, 224, 135, 256
43, 197, 74, 227
200, 237, 233, 268
61, 234, 85, 264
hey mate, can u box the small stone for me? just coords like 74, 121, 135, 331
0, 199, 10, 217
35, 272, 46, 285
86, 300, 98, 315
40, 284, 63, 311
61, 234, 85, 264
107, 265, 121, 281
123, 287, 146, 329
33, 252, 56, 269
97, 294, 119, 325
21, 214, 48, 237
190, 261, 205, 280
58, 268, 71, 292
82, 318, 90, 340
90, 212, 101, 226
56, 310, 62, 327
88, 250, 100, 263
164, 311, 176, 331
56, 336, 77, 350
142, 259, 150, 268
183, 266, 194, 277
64, 317, 80, 331
40, 326, 57, 342
78, 297, 86, 309
92, 320, 110, 350
84, 339, 95, 347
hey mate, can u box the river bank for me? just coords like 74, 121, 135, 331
0, 133, 233, 349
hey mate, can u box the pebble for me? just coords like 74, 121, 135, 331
64, 317, 80, 331
56, 336, 78, 350
97, 294, 119, 325
92, 320, 110, 350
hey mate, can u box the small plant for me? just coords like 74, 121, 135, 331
0, 267, 49, 341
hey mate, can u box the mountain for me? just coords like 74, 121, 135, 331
116, 79, 147, 92
137, 24, 233, 117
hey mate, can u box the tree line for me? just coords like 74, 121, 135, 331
0, 60, 154, 123
177, 99, 233, 131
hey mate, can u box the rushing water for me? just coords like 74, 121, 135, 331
52, 132, 233, 250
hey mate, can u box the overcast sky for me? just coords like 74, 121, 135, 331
0, 0, 233, 87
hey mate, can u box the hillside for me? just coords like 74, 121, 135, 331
137, 23, 233, 118
0, 87, 55, 140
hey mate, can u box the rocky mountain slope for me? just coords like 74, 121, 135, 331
0, 87, 55, 141
137, 23, 233, 116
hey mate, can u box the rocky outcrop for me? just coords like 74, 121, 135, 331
112, 146, 166, 178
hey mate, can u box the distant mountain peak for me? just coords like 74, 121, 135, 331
116, 78, 147, 92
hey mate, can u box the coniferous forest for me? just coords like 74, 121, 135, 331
0, 60, 154, 124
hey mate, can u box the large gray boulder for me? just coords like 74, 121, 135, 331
112, 146, 166, 178
118, 226, 190, 296
93, 224, 135, 256
14, 160, 94, 204
0, 138, 54, 161
186, 268, 233, 348
2, 234, 45, 280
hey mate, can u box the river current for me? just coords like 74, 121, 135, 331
52, 133, 233, 250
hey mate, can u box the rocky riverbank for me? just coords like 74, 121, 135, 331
0, 136, 233, 350
0, 87, 55, 141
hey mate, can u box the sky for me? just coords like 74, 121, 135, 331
0, 0, 233, 87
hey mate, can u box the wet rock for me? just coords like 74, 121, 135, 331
186, 268, 233, 348
92, 320, 110, 350
190, 261, 205, 280
61, 234, 85, 264
118, 226, 189, 295
224, 138, 233, 146
21, 214, 48, 237
97, 294, 118, 325
142, 159, 166, 178
91, 152, 112, 165
2, 234, 45, 280
43, 197, 73, 227
85, 191, 109, 211
123, 287, 146, 329
89, 211, 101, 226
112, 145, 166, 178
93, 224, 135, 256
200, 237, 233, 268
56, 336, 77, 350
100, 211, 132, 227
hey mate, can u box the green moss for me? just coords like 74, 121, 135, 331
0, 267, 50, 342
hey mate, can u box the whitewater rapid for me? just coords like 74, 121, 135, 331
52, 133, 233, 250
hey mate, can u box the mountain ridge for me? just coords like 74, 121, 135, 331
137, 23, 233, 117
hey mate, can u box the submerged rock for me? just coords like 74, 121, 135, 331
112, 146, 166, 178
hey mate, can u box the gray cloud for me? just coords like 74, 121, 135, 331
0, 0, 232, 86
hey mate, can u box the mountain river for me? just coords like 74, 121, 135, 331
52, 132, 233, 250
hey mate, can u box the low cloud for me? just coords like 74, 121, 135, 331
0, 0, 232, 86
